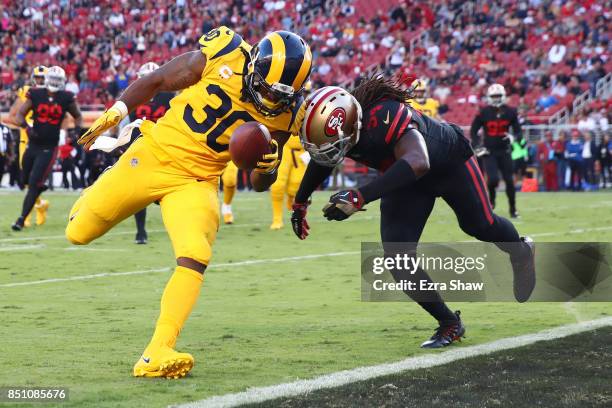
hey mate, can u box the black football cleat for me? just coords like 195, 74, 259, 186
511, 236, 536, 302
135, 231, 148, 245
510, 208, 520, 218
11, 217, 25, 231
421, 311, 466, 349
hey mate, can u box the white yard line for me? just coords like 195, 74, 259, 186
0, 228, 167, 243
173, 317, 612, 408
64, 247, 130, 252
0, 244, 45, 252
0, 251, 358, 288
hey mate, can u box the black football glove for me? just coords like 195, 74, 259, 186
291, 202, 310, 240
322, 189, 365, 221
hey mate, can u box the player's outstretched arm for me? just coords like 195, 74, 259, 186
78, 51, 206, 149
7, 97, 25, 127
323, 129, 430, 222
359, 128, 429, 203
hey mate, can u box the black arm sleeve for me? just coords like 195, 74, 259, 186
295, 160, 334, 204
511, 110, 522, 142
470, 112, 482, 147
359, 159, 417, 204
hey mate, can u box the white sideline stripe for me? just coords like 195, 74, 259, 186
530, 225, 612, 237
0, 251, 358, 288
174, 317, 612, 408
0, 244, 45, 252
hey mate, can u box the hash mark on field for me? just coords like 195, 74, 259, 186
0, 251, 358, 288
173, 317, 612, 408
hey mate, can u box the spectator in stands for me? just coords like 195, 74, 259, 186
548, 42, 566, 64
577, 111, 597, 132
598, 134, 612, 188
565, 130, 584, 191
553, 131, 568, 190
538, 131, 558, 191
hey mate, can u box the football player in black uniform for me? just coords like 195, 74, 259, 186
11, 66, 83, 231
124, 62, 173, 244
470, 84, 522, 218
291, 77, 535, 348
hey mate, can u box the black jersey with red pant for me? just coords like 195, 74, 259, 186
127, 91, 173, 242
296, 100, 526, 325
470, 105, 522, 211
19, 88, 74, 220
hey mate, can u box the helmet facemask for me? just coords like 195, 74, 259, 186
45, 67, 66, 92
300, 89, 362, 167
245, 47, 301, 117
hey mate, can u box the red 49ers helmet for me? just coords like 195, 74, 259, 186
300, 86, 362, 167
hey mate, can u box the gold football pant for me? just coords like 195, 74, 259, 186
65, 136, 219, 265
221, 160, 238, 205
270, 146, 306, 225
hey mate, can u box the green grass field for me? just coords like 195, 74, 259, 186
0, 190, 611, 408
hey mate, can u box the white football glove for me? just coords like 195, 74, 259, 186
90, 119, 143, 153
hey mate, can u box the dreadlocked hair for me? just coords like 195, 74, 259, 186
351, 74, 416, 111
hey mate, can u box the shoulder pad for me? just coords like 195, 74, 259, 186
198, 26, 244, 60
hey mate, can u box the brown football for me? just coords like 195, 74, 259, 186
229, 122, 272, 170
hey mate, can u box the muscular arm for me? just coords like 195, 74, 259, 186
510, 110, 522, 142
67, 101, 83, 128
470, 113, 482, 147
250, 131, 291, 192
119, 51, 206, 112
359, 128, 430, 204
7, 98, 24, 127
15, 99, 33, 128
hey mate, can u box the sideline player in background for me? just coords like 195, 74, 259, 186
291, 78, 535, 348
220, 161, 238, 224
11, 66, 82, 231
470, 84, 522, 218
69, 27, 311, 378
124, 62, 174, 244
410, 78, 441, 120
8, 65, 48, 226
270, 134, 308, 229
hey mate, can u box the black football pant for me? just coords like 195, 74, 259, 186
134, 208, 147, 240
20, 144, 57, 219
483, 150, 516, 210
380, 156, 522, 324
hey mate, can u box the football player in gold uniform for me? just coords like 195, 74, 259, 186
220, 160, 238, 224
269, 135, 308, 229
68, 27, 311, 379
8, 66, 49, 226
410, 78, 441, 120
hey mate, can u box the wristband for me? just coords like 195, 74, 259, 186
111, 101, 129, 119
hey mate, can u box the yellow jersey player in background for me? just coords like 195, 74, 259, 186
269, 134, 308, 229
410, 78, 441, 120
220, 160, 238, 224
69, 27, 311, 379
8, 65, 49, 227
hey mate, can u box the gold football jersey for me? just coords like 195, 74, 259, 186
285, 134, 304, 151
145, 26, 304, 182
411, 98, 440, 118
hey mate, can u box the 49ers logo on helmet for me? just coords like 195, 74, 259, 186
324, 107, 346, 137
